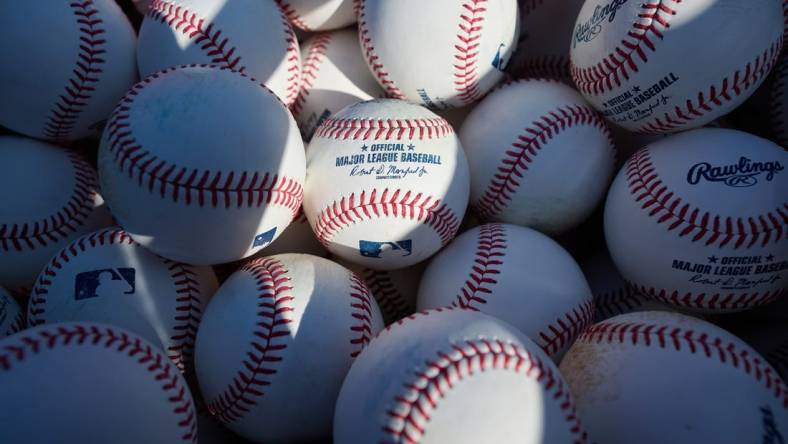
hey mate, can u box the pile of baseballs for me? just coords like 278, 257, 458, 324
0, 0, 786, 442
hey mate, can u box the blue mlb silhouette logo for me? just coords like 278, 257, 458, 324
253, 227, 277, 248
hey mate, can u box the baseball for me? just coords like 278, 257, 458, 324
293, 29, 385, 141
0, 287, 24, 338
303, 99, 470, 270
417, 223, 593, 360
0, 136, 111, 293
98, 65, 306, 265
508, 0, 585, 81
0, 322, 197, 443
276, 0, 356, 31
356, 0, 519, 108
0, 1, 137, 142
769, 54, 788, 147
195, 254, 384, 442
334, 307, 588, 443
138, 0, 301, 106
258, 208, 327, 257
461, 79, 616, 234
560, 311, 788, 443
28, 228, 218, 371
570, 0, 783, 133
604, 128, 788, 312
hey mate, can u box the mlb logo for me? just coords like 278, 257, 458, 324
359, 240, 413, 259
253, 227, 277, 248
74, 268, 136, 300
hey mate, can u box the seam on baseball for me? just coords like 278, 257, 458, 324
314, 116, 454, 140
0, 151, 97, 252
473, 103, 611, 220
165, 261, 204, 372
626, 148, 787, 248
313, 188, 460, 247
452, 223, 506, 310
382, 338, 588, 443
363, 269, 412, 324
275, 0, 311, 31
205, 257, 294, 423
348, 273, 375, 357
43, 0, 106, 140
453, 0, 488, 104
0, 323, 198, 442
291, 32, 333, 119
593, 285, 650, 320
103, 65, 303, 214
536, 299, 594, 357
579, 321, 788, 408
356, 0, 407, 99
628, 279, 784, 311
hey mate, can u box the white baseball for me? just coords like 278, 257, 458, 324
303, 99, 470, 270
195, 254, 384, 442
276, 0, 356, 31
570, 0, 783, 133
259, 208, 327, 257
0, 136, 111, 293
98, 65, 306, 265
292, 29, 385, 141
138, 0, 302, 106
334, 307, 588, 443
604, 128, 788, 313
461, 79, 616, 234
769, 54, 788, 147
0, 287, 23, 338
356, 0, 519, 109
417, 223, 593, 361
508, 0, 585, 80
560, 311, 788, 443
0, 322, 197, 443
28, 228, 218, 371
0, 1, 136, 141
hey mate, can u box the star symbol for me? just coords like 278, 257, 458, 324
632, 86, 641, 93
407, 144, 415, 151
766, 254, 775, 262
708, 255, 718, 264
361, 144, 368, 152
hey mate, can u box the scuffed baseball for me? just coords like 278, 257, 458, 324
571, 0, 783, 133
293, 29, 385, 141
461, 79, 616, 234
604, 128, 788, 313
560, 311, 788, 443
0, 136, 111, 292
0, 322, 197, 443
303, 99, 470, 270
276, 0, 356, 31
334, 307, 588, 443
0, 287, 24, 338
195, 254, 384, 443
138, 0, 301, 106
356, 0, 519, 108
0, 1, 137, 141
28, 228, 218, 371
417, 223, 594, 361
98, 65, 306, 265
508, 0, 585, 81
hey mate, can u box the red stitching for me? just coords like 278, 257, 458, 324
280, 5, 302, 106
2, 305, 25, 337
454, 0, 488, 104
43, 1, 106, 140
275, 0, 311, 31
103, 65, 303, 214
362, 269, 414, 324
769, 55, 788, 147
206, 257, 293, 423
640, 39, 782, 134
349, 273, 375, 357
579, 320, 788, 408
166, 261, 205, 372
356, 0, 406, 99
626, 148, 787, 248
629, 280, 783, 312
516, 55, 572, 81
314, 116, 454, 140
537, 300, 594, 357
313, 188, 460, 248
291, 32, 332, 119
571, 0, 682, 96
474, 104, 611, 220
0, 151, 98, 252
383, 337, 587, 443
593, 284, 651, 322
147, 0, 245, 72
452, 223, 506, 309
0, 323, 197, 442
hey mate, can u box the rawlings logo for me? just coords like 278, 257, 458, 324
573, 0, 630, 48
686, 157, 784, 187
